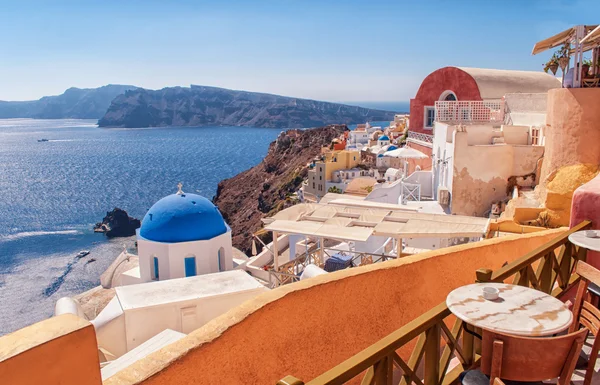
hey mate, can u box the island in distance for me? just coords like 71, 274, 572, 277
0, 84, 137, 119
98, 85, 397, 129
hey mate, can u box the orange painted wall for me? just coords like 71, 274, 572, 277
0, 314, 101, 385
110, 229, 564, 385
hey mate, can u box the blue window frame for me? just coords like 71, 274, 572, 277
184, 256, 196, 277
153, 257, 159, 280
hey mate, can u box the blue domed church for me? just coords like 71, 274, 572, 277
137, 184, 233, 282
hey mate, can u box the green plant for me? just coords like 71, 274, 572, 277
328, 186, 342, 194
543, 53, 559, 73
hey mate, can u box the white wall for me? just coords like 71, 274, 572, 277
138, 230, 233, 282
124, 287, 268, 352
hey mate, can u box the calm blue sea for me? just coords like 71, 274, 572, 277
0, 119, 280, 334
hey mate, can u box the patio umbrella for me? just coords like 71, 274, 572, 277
383, 147, 428, 159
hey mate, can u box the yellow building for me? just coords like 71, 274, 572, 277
305, 150, 361, 198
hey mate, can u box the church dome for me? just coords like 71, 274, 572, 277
378, 135, 390, 141
139, 190, 228, 243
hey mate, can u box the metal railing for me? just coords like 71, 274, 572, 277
434, 100, 504, 123
407, 131, 434, 144
278, 220, 591, 385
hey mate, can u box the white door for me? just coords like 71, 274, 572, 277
180, 306, 198, 334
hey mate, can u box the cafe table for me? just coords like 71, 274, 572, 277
446, 283, 573, 337
568, 230, 600, 299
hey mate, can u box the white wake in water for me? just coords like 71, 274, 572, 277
0, 230, 81, 242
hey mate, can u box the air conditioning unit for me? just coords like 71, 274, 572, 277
438, 187, 450, 206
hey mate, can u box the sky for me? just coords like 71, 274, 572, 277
0, 0, 596, 102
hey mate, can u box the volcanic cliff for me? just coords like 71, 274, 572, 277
213, 124, 345, 254
98, 85, 395, 128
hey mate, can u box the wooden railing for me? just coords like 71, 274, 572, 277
277, 221, 591, 385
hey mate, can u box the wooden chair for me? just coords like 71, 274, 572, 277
460, 328, 588, 385
583, 78, 599, 88
569, 261, 600, 385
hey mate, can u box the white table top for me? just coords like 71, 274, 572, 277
446, 283, 572, 336
569, 230, 600, 252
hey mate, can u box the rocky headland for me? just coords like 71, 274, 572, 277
94, 208, 141, 237
0, 84, 137, 119
97, 85, 396, 128
213, 124, 345, 254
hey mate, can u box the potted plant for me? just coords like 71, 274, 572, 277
543, 53, 559, 75
557, 43, 570, 72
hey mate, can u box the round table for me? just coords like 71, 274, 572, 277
569, 230, 600, 252
446, 283, 572, 336
569, 230, 600, 300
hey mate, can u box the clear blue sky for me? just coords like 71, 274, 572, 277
0, 0, 595, 102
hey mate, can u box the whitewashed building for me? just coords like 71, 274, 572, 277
132, 184, 234, 283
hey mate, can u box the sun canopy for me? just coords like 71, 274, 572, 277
581, 25, 600, 47
383, 147, 428, 159
532, 25, 598, 55
263, 202, 490, 240
264, 220, 374, 242
532, 27, 577, 55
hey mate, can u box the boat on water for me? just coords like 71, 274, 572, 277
37, 139, 49, 142
76, 250, 90, 258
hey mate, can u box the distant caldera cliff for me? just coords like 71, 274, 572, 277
98, 85, 397, 128
213, 124, 345, 254
0, 84, 138, 119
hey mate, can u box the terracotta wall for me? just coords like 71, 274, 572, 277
107, 229, 564, 385
540, 88, 600, 183
409, 67, 482, 134
0, 314, 101, 385
536, 88, 600, 226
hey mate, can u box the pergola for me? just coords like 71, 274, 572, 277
262, 201, 489, 271
532, 24, 599, 88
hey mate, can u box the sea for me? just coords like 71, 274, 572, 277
0, 119, 281, 335
0, 111, 403, 335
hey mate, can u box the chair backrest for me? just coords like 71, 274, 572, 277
583, 78, 599, 87
480, 328, 588, 385
570, 261, 600, 336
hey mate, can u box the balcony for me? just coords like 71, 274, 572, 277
278, 221, 592, 385
435, 101, 505, 123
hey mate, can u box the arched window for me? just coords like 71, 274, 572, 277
439, 90, 457, 101
218, 247, 226, 272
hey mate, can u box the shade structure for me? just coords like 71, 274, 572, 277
532, 27, 577, 55
532, 25, 598, 55
264, 220, 374, 242
383, 147, 428, 159
262, 202, 490, 240
581, 25, 600, 51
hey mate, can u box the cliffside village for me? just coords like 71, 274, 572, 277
3, 24, 600, 385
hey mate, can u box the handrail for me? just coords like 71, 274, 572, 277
278, 221, 592, 385
306, 302, 451, 385
476, 221, 591, 295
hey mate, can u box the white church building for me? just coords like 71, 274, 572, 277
57, 184, 271, 360
136, 184, 234, 282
